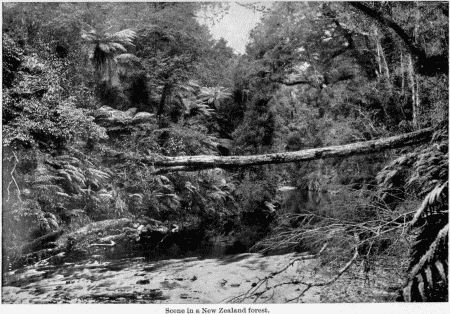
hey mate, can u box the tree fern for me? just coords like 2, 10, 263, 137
82, 29, 137, 84
403, 179, 448, 302
400, 122, 448, 302
198, 86, 232, 108
376, 122, 448, 301
404, 222, 448, 301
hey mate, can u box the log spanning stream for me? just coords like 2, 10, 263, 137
106, 128, 433, 174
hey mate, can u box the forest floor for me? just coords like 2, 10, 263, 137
2, 252, 402, 304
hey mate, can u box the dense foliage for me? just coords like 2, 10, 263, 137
2, 2, 448, 302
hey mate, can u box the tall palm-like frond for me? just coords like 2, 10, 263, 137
178, 96, 214, 118
198, 86, 232, 108
81, 29, 137, 84
174, 81, 217, 119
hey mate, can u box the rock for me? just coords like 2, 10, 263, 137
125, 107, 138, 117
94, 106, 115, 119
191, 276, 197, 281
180, 293, 189, 299
134, 273, 146, 276
132, 112, 156, 124
136, 279, 150, 285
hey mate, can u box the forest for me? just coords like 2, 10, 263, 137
2, 2, 448, 304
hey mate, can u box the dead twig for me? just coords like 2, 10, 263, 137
224, 244, 328, 303
285, 247, 359, 302
7, 152, 22, 202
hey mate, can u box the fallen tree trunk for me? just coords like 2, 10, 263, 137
63, 218, 133, 242
106, 128, 433, 173
16, 247, 65, 267
21, 229, 64, 254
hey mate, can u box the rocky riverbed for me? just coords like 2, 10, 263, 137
2, 252, 322, 303
2, 251, 401, 304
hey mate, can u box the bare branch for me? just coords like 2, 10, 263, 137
285, 247, 359, 302
348, 2, 427, 61
224, 244, 362, 303
8, 152, 22, 202
275, 78, 321, 88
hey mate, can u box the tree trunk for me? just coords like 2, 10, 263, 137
105, 128, 433, 173
380, 40, 390, 79
413, 5, 421, 128
415, 74, 421, 127
408, 54, 418, 129
21, 230, 64, 255
350, 2, 448, 76
400, 51, 405, 94
374, 27, 390, 79
375, 31, 382, 78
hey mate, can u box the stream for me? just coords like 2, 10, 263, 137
2, 252, 324, 303
2, 188, 398, 303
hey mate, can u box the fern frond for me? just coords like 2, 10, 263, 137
408, 224, 448, 280
53, 155, 82, 166
64, 168, 86, 186
417, 274, 426, 301
434, 260, 446, 283
34, 184, 63, 193
98, 192, 113, 200
129, 193, 143, 203
58, 169, 72, 182
411, 181, 448, 227
115, 53, 140, 63
424, 267, 433, 290
404, 223, 448, 301
33, 174, 60, 184
81, 30, 101, 42
109, 29, 136, 42
55, 192, 71, 198
115, 197, 127, 212
209, 190, 227, 202
98, 43, 112, 53
108, 42, 127, 52
184, 181, 198, 193
87, 168, 110, 181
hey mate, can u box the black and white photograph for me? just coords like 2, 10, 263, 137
1, 1, 448, 307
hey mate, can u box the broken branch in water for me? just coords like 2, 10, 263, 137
225, 244, 358, 303
224, 244, 330, 303
285, 247, 359, 302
